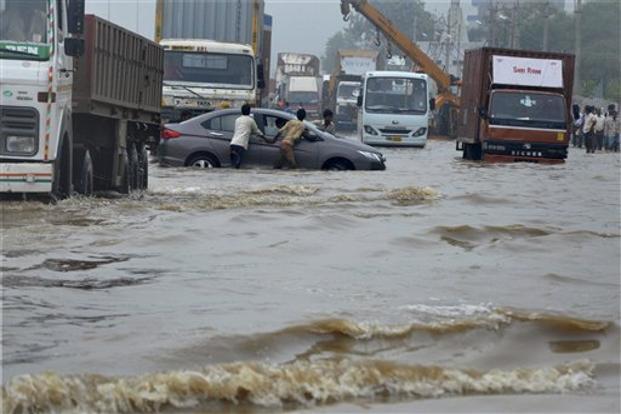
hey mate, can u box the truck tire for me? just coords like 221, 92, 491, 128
464, 143, 482, 161
129, 145, 140, 190
139, 146, 149, 190
119, 152, 132, 194
75, 150, 94, 196
52, 137, 72, 199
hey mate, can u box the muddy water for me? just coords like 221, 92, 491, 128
1, 141, 619, 413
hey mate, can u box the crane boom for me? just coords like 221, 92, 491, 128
340, 0, 460, 108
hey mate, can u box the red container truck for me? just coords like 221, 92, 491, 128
456, 47, 575, 163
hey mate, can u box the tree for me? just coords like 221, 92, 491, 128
472, 0, 619, 101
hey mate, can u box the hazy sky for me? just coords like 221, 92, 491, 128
84, 0, 456, 73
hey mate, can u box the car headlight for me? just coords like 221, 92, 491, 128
364, 125, 378, 136
358, 150, 383, 163
6, 135, 35, 153
412, 127, 427, 137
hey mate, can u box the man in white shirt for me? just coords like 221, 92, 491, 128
582, 106, 597, 153
229, 104, 267, 169
594, 108, 605, 151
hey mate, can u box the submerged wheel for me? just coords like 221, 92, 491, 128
119, 152, 132, 194
75, 150, 94, 196
129, 145, 140, 190
139, 146, 149, 189
324, 159, 353, 171
187, 153, 218, 169
52, 136, 72, 199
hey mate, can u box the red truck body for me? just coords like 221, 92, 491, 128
457, 47, 575, 163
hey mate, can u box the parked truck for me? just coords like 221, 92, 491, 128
327, 49, 379, 130
0, 0, 163, 197
275, 53, 321, 118
456, 47, 575, 162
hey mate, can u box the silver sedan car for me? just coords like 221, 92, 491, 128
158, 108, 386, 170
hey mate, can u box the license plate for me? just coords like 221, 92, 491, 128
387, 136, 402, 142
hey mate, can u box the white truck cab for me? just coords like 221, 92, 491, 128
0, 0, 82, 194
358, 71, 432, 147
160, 39, 261, 122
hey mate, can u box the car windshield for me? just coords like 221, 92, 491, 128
337, 83, 360, 99
288, 92, 318, 104
0, 0, 48, 45
164, 51, 254, 89
365, 77, 427, 114
489, 92, 566, 129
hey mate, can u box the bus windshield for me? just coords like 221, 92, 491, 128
365, 77, 427, 114
0, 0, 48, 45
164, 51, 254, 90
489, 91, 566, 130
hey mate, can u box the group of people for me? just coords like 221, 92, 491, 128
228, 104, 335, 169
572, 104, 620, 153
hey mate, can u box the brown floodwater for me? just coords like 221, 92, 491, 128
1, 141, 619, 413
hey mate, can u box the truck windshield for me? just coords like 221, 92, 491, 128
288, 92, 318, 104
164, 51, 254, 90
337, 83, 360, 100
365, 77, 427, 114
0, 0, 48, 54
489, 91, 566, 130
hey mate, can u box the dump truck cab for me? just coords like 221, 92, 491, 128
160, 39, 257, 122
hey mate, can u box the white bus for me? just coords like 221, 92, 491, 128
358, 71, 432, 147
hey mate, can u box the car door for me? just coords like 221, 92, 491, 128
244, 114, 285, 167
199, 114, 238, 166
295, 128, 321, 169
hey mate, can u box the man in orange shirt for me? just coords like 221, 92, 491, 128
273, 109, 308, 169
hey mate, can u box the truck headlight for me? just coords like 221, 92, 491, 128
364, 125, 378, 136
412, 127, 427, 137
6, 135, 35, 153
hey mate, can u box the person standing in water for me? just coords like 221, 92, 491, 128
229, 104, 267, 169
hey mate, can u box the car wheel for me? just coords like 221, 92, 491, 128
325, 159, 353, 171
188, 154, 219, 169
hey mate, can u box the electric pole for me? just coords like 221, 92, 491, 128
574, 0, 582, 94
510, 1, 520, 49
542, 1, 550, 51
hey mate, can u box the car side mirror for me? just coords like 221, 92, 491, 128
67, 0, 85, 35
257, 63, 266, 89
65, 38, 85, 57
357, 94, 363, 107
479, 107, 488, 119
306, 133, 323, 142
429, 98, 436, 111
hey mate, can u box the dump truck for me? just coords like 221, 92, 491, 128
155, 0, 266, 122
327, 49, 379, 130
456, 47, 575, 162
0, 1, 163, 197
275, 53, 321, 118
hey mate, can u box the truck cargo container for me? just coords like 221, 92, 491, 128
456, 47, 575, 163
156, 0, 265, 58
0, 1, 163, 197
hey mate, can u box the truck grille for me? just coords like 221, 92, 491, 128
0, 106, 39, 156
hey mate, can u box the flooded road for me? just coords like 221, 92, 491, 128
2, 141, 620, 413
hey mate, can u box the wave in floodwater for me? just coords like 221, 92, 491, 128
1, 359, 595, 414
